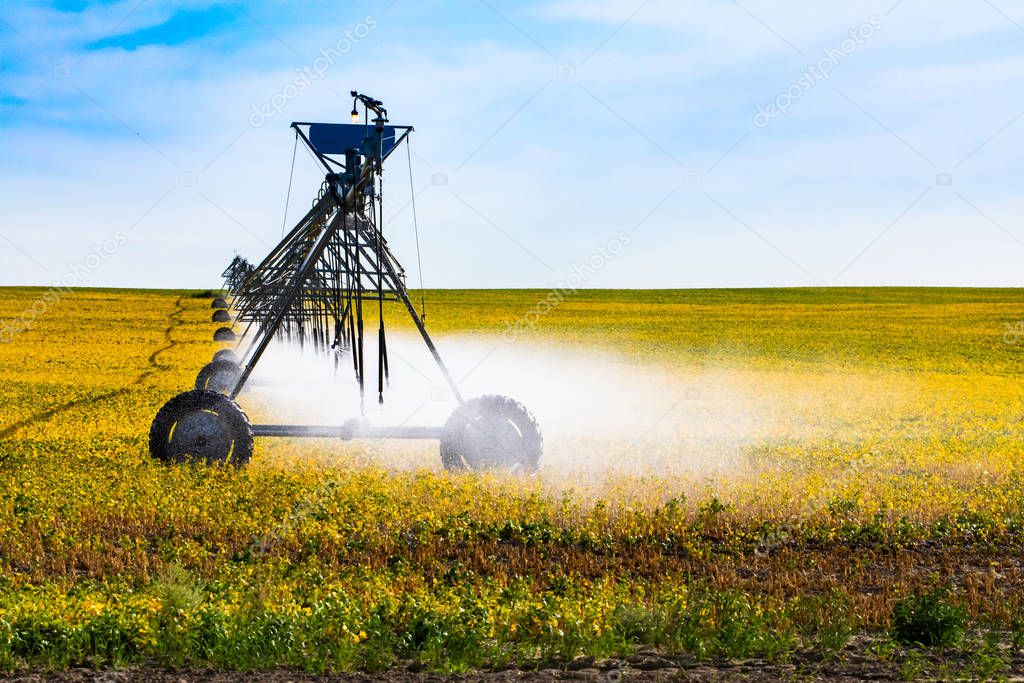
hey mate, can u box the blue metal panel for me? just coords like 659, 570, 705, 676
307, 123, 398, 157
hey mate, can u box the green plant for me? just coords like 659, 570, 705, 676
668, 589, 794, 661
968, 649, 1007, 680
891, 588, 967, 648
789, 592, 856, 654
610, 603, 660, 646
899, 649, 927, 680
153, 563, 204, 615
1010, 616, 1024, 652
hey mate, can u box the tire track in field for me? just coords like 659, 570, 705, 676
138, 296, 189, 382
0, 296, 191, 440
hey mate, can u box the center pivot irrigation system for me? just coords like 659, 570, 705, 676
149, 92, 542, 472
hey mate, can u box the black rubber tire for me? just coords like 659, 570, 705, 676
213, 349, 239, 364
440, 395, 542, 473
212, 310, 231, 323
211, 298, 229, 309
213, 327, 236, 342
149, 389, 253, 467
195, 360, 241, 394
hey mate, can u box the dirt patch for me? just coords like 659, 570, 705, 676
8, 649, 1024, 683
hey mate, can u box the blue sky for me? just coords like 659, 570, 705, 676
1, 0, 1023, 288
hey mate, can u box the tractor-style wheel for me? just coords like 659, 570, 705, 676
213, 349, 239, 364
149, 389, 253, 467
211, 298, 229, 309
440, 395, 542, 473
212, 309, 231, 323
195, 360, 241, 394
213, 327, 236, 342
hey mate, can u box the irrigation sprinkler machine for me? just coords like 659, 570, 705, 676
150, 92, 543, 472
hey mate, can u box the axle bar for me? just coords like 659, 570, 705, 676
251, 423, 442, 440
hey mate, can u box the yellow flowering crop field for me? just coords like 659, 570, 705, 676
1, 286, 1024, 677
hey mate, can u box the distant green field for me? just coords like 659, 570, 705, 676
1, 286, 1023, 677
359, 286, 1024, 373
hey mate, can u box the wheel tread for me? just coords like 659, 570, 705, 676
440, 394, 542, 473
149, 389, 253, 467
